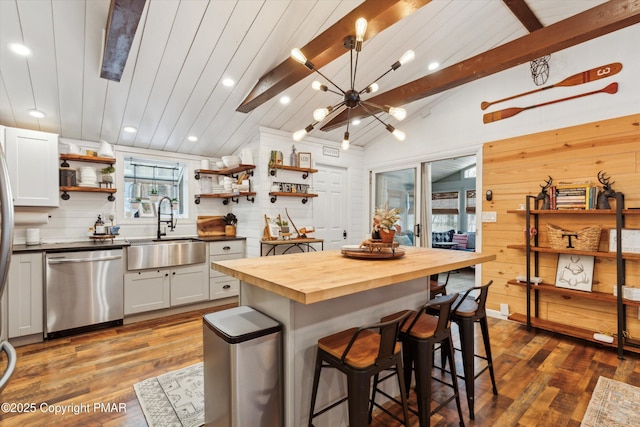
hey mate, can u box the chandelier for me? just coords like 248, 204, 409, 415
291, 17, 415, 150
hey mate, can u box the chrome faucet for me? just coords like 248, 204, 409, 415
157, 196, 176, 239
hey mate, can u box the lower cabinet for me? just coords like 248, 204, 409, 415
210, 240, 244, 300
8, 253, 43, 338
124, 263, 209, 315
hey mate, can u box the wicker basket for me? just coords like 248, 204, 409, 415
546, 223, 601, 251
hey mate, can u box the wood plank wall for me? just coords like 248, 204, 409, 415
482, 113, 640, 337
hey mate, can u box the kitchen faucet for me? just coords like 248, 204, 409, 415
157, 196, 176, 239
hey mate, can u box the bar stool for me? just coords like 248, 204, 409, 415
378, 293, 465, 427
429, 271, 451, 299
307, 311, 411, 427
449, 280, 498, 420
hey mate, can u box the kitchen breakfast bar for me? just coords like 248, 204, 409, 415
212, 247, 495, 426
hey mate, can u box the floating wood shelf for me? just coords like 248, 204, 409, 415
60, 186, 117, 201
269, 164, 318, 179
507, 209, 640, 215
269, 192, 318, 204
507, 280, 640, 307
508, 313, 640, 354
194, 164, 255, 179
506, 245, 640, 260
60, 154, 115, 167
195, 192, 256, 205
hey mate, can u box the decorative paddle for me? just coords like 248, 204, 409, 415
483, 82, 618, 124
480, 62, 622, 110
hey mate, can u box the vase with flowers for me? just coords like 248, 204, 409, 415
372, 204, 401, 243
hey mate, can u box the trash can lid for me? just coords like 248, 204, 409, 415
203, 306, 281, 344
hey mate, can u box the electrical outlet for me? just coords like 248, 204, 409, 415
500, 304, 509, 316
482, 211, 497, 222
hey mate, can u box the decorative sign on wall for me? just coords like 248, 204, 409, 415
298, 152, 312, 168
323, 146, 340, 158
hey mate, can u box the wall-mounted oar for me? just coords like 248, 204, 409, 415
483, 82, 618, 124
480, 62, 622, 110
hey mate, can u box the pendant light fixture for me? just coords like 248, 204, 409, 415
291, 17, 414, 150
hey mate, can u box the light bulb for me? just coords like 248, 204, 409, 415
388, 107, 407, 121
341, 132, 350, 150
313, 108, 329, 121
293, 124, 314, 142
368, 83, 379, 93
399, 50, 415, 66
355, 18, 367, 42
392, 129, 406, 141
312, 81, 327, 91
291, 48, 307, 65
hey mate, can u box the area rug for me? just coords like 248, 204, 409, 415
134, 362, 204, 427
581, 376, 640, 426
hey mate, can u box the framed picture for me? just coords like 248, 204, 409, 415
139, 200, 156, 217
298, 152, 312, 169
555, 254, 594, 292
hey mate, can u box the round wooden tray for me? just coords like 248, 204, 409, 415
341, 248, 405, 260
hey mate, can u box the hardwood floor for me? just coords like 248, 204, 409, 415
1, 304, 639, 427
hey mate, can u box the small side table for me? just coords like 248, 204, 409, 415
260, 238, 324, 256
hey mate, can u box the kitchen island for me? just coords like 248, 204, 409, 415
212, 247, 495, 426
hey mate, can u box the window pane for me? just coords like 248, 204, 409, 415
432, 214, 458, 232
374, 168, 416, 245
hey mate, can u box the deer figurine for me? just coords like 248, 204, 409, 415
596, 171, 616, 209
535, 176, 553, 210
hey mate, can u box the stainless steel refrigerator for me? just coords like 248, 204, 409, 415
0, 142, 17, 391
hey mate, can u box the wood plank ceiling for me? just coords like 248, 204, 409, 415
1, 0, 635, 158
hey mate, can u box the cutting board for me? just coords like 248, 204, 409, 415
197, 216, 226, 236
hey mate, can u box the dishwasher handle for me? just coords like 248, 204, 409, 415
47, 255, 122, 264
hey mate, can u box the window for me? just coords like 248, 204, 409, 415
466, 190, 476, 232
123, 157, 188, 219
464, 166, 476, 178
432, 191, 458, 232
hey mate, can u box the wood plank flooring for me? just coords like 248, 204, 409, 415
1, 303, 639, 426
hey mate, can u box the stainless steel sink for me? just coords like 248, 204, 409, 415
126, 238, 206, 271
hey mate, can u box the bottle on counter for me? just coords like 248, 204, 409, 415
94, 215, 106, 235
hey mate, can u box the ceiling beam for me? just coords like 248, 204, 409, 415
100, 0, 146, 82
503, 0, 543, 32
236, 0, 432, 113
320, 0, 640, 131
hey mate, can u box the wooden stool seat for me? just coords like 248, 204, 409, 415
451, 296, 478, 317
318, 328, 402, 369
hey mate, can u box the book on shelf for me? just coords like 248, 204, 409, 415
550, 183, 600, 210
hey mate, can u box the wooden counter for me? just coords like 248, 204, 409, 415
212, 246, 495, 304
211, 247, 495, 426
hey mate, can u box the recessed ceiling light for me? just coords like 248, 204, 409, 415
351, 119, 361, 126
428, 62, 440, 71
27, 109, 46, 118
9, 43, 31, 56
187, 135, 198, 142
222, 78, 234, 87
123, 126, 137, 133
280, 96, 290, 105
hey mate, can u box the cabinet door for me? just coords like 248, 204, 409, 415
5, 127, 59, 207
210, 277, 239, 300
8, 253, 44, 338
124, 269, 170, 315
171, 264, 209, 306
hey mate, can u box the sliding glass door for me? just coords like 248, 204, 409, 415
372, 167, 419, 246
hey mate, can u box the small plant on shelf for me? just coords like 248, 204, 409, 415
101, 165, 115, 183
276, 216, 289, 233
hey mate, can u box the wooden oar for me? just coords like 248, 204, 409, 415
480, 63, 622, 110
483, 82, 618, 124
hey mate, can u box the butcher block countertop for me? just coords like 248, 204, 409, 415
212, 247, 495, 304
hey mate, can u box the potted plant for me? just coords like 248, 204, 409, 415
171, 198, 179, 210
129, 197, 141, 209
372, 204, 401, 243
223, 213, 237, 237
101, 165, 115, 183
149, 187, 159, 202
276, 217, 289, 234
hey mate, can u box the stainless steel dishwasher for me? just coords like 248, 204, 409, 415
45, 249, 123, 338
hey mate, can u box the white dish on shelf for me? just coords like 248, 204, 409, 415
222, 155, 241, 168
341, 244, 365, 252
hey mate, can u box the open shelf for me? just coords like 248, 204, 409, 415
194, 192, 256, 205
269, 192, 318, 204
60, 154, 115, 166
508, 313, 640, 354
507, 280, 640, 307
507, 244, 640, 260
507, 208, 640, 215
194, 164, 255, 179
269, 164, 318, 179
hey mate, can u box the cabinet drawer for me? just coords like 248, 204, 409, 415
210, 240, 244, 255
210, 254, 242, 277
210, 278, 239, 299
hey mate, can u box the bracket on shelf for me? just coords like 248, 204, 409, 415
61, 159, 70, 168
61, 191, 70, 200
245, 194, 255, 203
195, 171, 201, 180
302, 171, 310, 179
195, 195, 201, 204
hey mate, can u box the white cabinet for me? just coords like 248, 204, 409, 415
170, 263, 209, 306
124, 263, 209, 314
5, 127, 59, 207
124, 269, 171, 315
210, 240, 244, 300
8, 252, 43, 338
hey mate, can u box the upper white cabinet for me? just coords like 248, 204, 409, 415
5, 127, 59, 207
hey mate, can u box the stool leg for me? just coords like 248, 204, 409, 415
445, 334, 465, 427
402, 340, 414, 398
308, 353, 323, 427
413, 340, 433, 427
480, 316, 498, 395
368, 373, 380, 424
395, 355, 410, 426
346, 372, 370, 427
458, 317, 476, 420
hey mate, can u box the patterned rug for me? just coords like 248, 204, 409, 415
581, 376, 640, 426
134, 363, 204, 427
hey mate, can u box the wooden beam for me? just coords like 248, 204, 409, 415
503, 0, 543, 32
320, 0, 640, 131
236, 0, 432, 113
100, 0, 146, 82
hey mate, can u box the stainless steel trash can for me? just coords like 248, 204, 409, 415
203, 306, 282, 427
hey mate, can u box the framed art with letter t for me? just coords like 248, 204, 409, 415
298, 152, 312, 169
